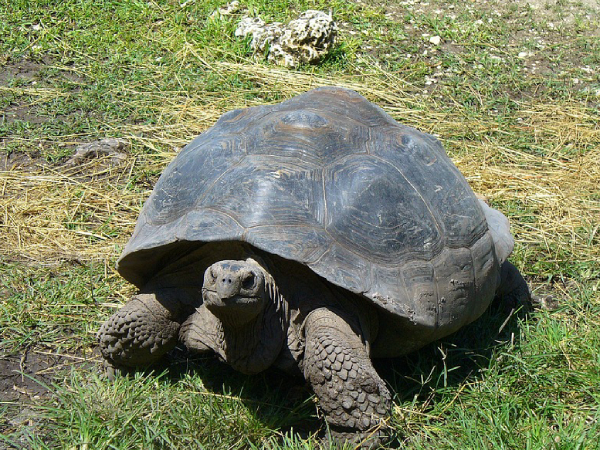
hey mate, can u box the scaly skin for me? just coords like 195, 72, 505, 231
303, 307, 391, 447
97, 293, 182, 368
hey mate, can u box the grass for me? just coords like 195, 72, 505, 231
1, 0, 599, 448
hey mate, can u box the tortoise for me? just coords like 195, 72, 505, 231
97, 86, 528, 445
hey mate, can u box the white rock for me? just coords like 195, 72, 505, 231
235, 17, 266, 38
219, 1, 241, 15
210, 1, 244, 19
429, 35, 441, 45
235, 10, 336, 67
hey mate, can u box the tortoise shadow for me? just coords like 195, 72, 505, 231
163, 353, 321, 440
147, 293, 531, 442
375, 295, 531, 406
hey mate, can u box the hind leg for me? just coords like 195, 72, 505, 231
496, 261, 531, 310
97, 293, 184, 371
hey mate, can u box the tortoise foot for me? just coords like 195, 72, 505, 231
97, 293, 181, 368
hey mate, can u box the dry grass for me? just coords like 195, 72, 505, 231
2, 60, 598, 288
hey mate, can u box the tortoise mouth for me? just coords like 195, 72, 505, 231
204, 290, 263, 307
203, 289, 266, 325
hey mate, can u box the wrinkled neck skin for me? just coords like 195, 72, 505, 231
202, 264, 289, 375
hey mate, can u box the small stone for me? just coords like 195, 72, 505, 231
542, 295, 560, 310
219, 1, 241, 15
65, 138, 129, 167
429, 35, 441, 46
424, 76, 437, 85
210, 1, 244, 20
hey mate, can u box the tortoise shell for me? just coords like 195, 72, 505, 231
118, 87, 501, 332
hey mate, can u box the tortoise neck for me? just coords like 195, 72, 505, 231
214, 274, 288, 374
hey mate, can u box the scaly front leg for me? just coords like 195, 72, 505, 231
303, 307, 391, 447
97, 292, 183, 371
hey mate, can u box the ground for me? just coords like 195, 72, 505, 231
1, 0, 598, 448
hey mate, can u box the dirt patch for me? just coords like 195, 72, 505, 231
0, 347, 98, 403
0, 58, 49, 85
0, 55, 85, 87
1, 58, 54, 128
523, 0, 600, 22
0, 346, 99, 449
374, 0, 600, 23
0, 152, 49, 172
1, 353, 55, 403
0, 55, 87, 139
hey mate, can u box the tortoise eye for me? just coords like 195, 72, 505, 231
208, 267, 218, 281
241, 273, 255, 289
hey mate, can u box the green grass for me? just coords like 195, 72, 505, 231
1, 0, 599, 448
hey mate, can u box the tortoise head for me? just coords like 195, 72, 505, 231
202, 258, 268, 327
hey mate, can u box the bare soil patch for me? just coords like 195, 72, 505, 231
0, 346, 98, 449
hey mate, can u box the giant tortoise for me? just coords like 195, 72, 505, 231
98, 86, 528, 445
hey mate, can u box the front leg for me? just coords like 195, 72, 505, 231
303, 308, 391, 447
97, 292, 185, 370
